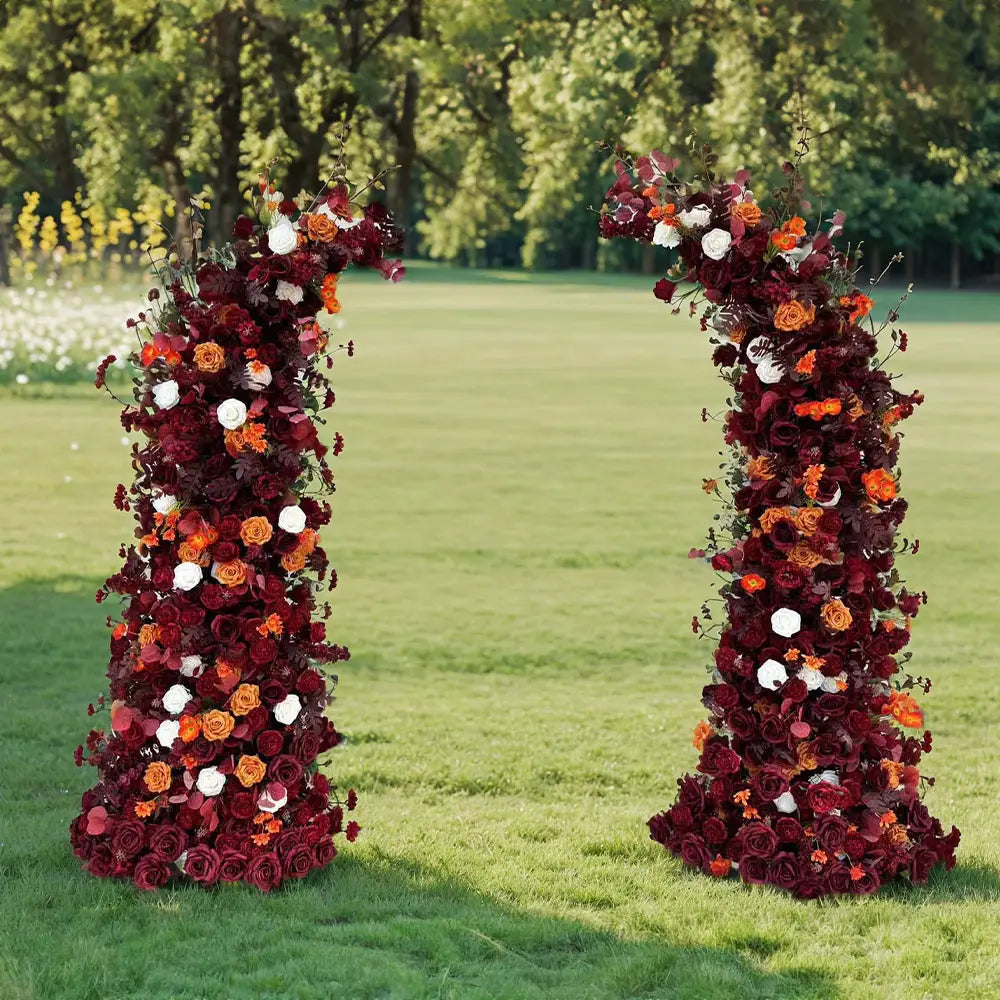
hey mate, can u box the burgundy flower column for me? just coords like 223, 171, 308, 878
600, 149, 959, 897
71, 181, 403, 891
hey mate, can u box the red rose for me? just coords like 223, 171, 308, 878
268, 754, 303, 788
111, 820, 146, 858
679, 833, 710, 869
698, 740, 742, 777
148, 824, 186, 862
184, 845, 221, 884
86, 844, 113, 878
218, 850, 249, 882
247, 851, 282, 892
774, 817, 803, 843
133, 855, 171, 891
345, 821, 360, 843
739, 855, 769, 884
814, 814, 849, 853
741, 821, 779, 858
257, 729, 285, 757
295, 669, 325, 696
702, 817, 729, 845
770, 852, 801, 891
807, 782, 846, 815
291, 730, 321, 764
753, 766, 789, 802
228, 792, 258, 820
282, 843, 315, 879
314, 837, 337, 867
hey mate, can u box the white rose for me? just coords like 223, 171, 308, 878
179, 654, 205, 678
273, 693, 302, 725
216, 397, 247, 430
757, 658, 788, 691
152, 380, 180, 410
652, 221, 681, 249
152, 493, 177, 516
196, 766, 226, 797
773, 790, 798, 813
275, 280, 304, 304
676, 206, 712, 229
810, 769, 840, 786
755, 355, 785, 384
821, 672, 847, 693
267, 216, 299, 255
155, 718, 180, 748
701, 228, 733, 261
173, 561, 203, 591
770, 608, 801, 638
162, 683, 192, 715
818, 485, 842, 508
797, 666, 825, 691
245, 361, 272, 390
257, 782, 288, 813
277, 505, 307, 534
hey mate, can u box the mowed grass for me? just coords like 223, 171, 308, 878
1, 267, 999, 1000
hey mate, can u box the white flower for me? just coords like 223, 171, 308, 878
173, 561, 203, 591
810, 769, 840, 786
155, 719, 180, 748
797, 666, 825, 691
179, 654, 205, 678
818, 486, 842, 508
196, 766, 226, 797
676, 206, 712, 229
773, 790, 798, 813
273, 693, 302, 725
267, 216, 299, 255
245, 361, 272, 390
257, 782, 288, 813
701, 228, 733, 261
162, 683, 192, 715
821, 671, 847, 693
216, 397, 247, 430
780, 240, 813, 272
152, 493, 177, 516
757, 658, 788, 691
652, 221, 681, 249
277, 505, 307, 534
275, 280, 304, 304
152, 380, 180, 410
770, 608, 801, 638
755, 355, 785, 384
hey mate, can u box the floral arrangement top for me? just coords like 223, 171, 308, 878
71, 165, 403, 891
599, 137, 960, 897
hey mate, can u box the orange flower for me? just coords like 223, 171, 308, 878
710, 855, 732, 877
886, 691, 924, 729
201, 709, 235, 742
281, 548, 307, 573
732, 201, 761, 227
702, 478, 718, 493
746, 455, 776, 481
194, 342, 226, 373
839, 293, 875, 322
234, 754, 267, 787
849, 865, 865, 882
303, 212, 338, 243
229, 683, 261, 717
788, 542, 823, 569
214, 559, 248, 588
795, 350, 816, 376
881, 760, 904, 789
795, 507, 824, 537
821, 598, 853, 631
880, 810, 898, 828
251, 832, 272, 847
240, 516, 273, 547
784, 647, 801, 662
216, 660, 241, 687
692, 720, 713, 751
242, 422, 268, 454
773, 300, 817, 332
135, 799, 158, 818
802, 654, 826, 671
321, 273, 341, 313
794, 398, 842, 421
862, 468, 897, 503
848, 394, 866, 419
759, 506, 793, 533
257, 613, 284, 637
177, 542, 204, 564
802, 463, 825, 500
224, 429, 246, 456
733, 789, 751, 806
138, 624, 160, 647
647, 202, 676, 222
143, 761, 172, 793
797, 742, 818, 771
740, 573, 766, 594
112, 622, 127, 640
178, 714, 201, 742
811, 849, 828, 864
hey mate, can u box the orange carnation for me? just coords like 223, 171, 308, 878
234, 754, 267, 787
862, 468, 897, 503
240, 516, 273, 547
740, 573, 766, 594
193, 342, 226, 373
774, 300, 817, 332
201, 709, 235, 742
214, 559, 248, 588
143, 761, 172, 793
821, 598, 853, 631
229, 683, 261, 717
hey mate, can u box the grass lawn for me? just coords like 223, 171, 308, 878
1, 267, 999, 1000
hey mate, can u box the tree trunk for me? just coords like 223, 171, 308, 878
388, 0, 422, 254
950, 240, 961, 290
0, 202, 12, 286
641, 242, 656, 275
211, 7, 245, 246
581, 233, 596, 270
163, 157, 195, 263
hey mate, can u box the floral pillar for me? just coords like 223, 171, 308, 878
599, 148, 959, 897
72, 177, 404, 891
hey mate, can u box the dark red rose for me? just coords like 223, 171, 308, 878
909, 847, 939, 884
677, 776, 707, 812
291, 730, 322, 763
742, 821, 779, 858
739, 855, 769, 884
295, 669, 325, 696
702, 817, 729, 845
148, 824, 186, 862
247, 851, 282, 892
133, 855, 171, 890
268, 754, 303, 788
345, 820, 360, 842
754, 766, 790, 802
250, 638, 276, 664
726, 708, 757, 739
698, 740, 742, 777
823, 862, 854, 895
814, 814, 849, 853
807, 782, 846, 815
314, 836, 337, 867
770, 852, 800, 891
228, 792, 257, 820
679, 833, 711, 869
282, 843, 315, 878
774, 816, 803, 843
707, 777, 733, 805
184, 845, 221, 884
218, 850, 248, 882
257, 729, 285, 757
111, 820, 145, 858
86, 844, 113, 877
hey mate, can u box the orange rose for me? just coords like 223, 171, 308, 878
732, 201, 761, 227
240, 516, 273, 547
821, 598, 853, 631
194, 342, 226, 373
177, 541, 204, 564
234, 754, 267, 787
304, 212, 338, 243
144, 761, 172, 793
788, 542, 823, 569
229, 683, 261, 717
759, 506, 794, 533
746, 455, 776, 481
862, 468, 897, 503
795, 507, 824, 537
213, 559, 247, 588
201, 709, 235, 742
281, 549, 307, 572
138, 624, 160, 647
773, 300, 816, 332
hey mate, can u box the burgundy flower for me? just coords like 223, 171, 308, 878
247, 851, 282, 892
741, 821, 779, 859
148, 824, 186, 862
184, 845, 221, 884
133, 855, 171, 891
218, 850, 249, 882
282, 843, 315, 879
698, 740, 742, 777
